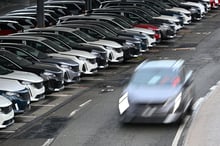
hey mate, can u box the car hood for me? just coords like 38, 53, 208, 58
89, 39, 122, 48
58, 50, 96, 59
25, 63, 62, 73
167, 7, 191, 14
126, 85, 181, 104
0, 70, 43, 83
0, 95, 12, 107
181, 2, 204, 9
41, 56, 79, 67
0, 78, 25, 92
153, 15, 180, 22
126, 27, 155, 35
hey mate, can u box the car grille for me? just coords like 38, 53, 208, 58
2, 118, 14, 126
87, 58, 97, 64
100, 52, 107, 60
55, 72, 64, 81
19, 89, 31, 101
1, 105, 13, 114
71, 65, 79, 72
33, 82, 44, 89
113, 47, 123, 53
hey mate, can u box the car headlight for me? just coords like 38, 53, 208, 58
190, 7, 197, 13
60, 64, 72, 70
163, 92, 182, 113
77, 56, 86, 61
43, 72, 56, 78
21, 81, 31, 85
6, 92, 20, 97
118, 92, 130, 115
91, 51, 101, 58
105, 46, 113, 50
123, 41, 135, 47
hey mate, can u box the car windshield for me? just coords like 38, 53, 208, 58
72, 30, 98, 42
49, 33, 80, 47
93, 26, 116, 37
0, 65, 13, 75
112, 18, 133, 28
22, 45, 49, 59
42, 39, 70, 52
131, 68, 181, 87
1, 51, 32, 66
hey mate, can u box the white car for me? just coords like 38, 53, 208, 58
181, 1, 206, 17
26, 27, 124, 63
0, 65, 45, 102
166, 7, 192, 24
0, 35, 98, 75
0, 95, 14, 128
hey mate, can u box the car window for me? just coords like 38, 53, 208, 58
26, 40, 55, 53
0, 56, 19, 69
131, 68, 181, 87
0, 65, 13, 75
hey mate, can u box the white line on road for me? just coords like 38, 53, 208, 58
79, 99, 92, 108
0, 130, 15, 133
172, 116, 190, 146
68, 109, 79, 118
42, 138, 54, 146
31, 104, 56, 107
15, 115, 37, 118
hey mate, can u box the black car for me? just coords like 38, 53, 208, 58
118, 59, 195, 124
11, 32, 108, 69
0, 50, 64, 93
58, 19, 144, 54
0, 43, 80, 83
57, 24, 140, 60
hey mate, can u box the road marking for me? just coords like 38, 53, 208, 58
81, 78, 104, 81
172, 116, 190, 146
79, 99, 92, 108
42, 138, 54, 146
172, 47, 196, 51
49, 94, 70, 97
68, 109, 79, 118
32, 104, 56, 107
15, 115, 36, 118
0, 130, 15, 133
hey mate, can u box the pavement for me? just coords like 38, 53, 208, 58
183, 82, 220, 146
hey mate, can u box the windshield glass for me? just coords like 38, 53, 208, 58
42, 39, 70, 52
113, 17, 133, 28
93, 26, 116, 37
50, 34, 81, 48
72, 30, 98, 42
131, 68, 180, 87
22, 45, 48, 59
2, 51, 32, 66
0, 65, 13, 75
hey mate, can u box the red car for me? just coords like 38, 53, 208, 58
0, 20, 23, 35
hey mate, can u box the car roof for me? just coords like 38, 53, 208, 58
59, 14, 116, 21
0, 35, 47, 41
26, 26, 77, 32
138, 60, 184, 70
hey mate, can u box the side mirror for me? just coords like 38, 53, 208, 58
184, 70, 193, 86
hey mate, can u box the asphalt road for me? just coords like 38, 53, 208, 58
1, 5, 220, 146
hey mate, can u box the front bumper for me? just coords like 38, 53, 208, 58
0, 109, 14, 128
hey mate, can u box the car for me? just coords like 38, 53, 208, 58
26, 27, 125, 63
56, 24, 140, 60
0, 49, 65, 93
0, 16, 37, 29
0, 43, 81, 83
0, 95, 14, 128
11, 32, 108, 69
57, 15, 151, 50
118, 59, 195, 124
0, 78, 31, 114
0, 20, 23, 35
0, 64, 45, 102
0, 35, 98, 75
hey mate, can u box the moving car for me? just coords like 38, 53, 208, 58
0, 65, 45, 102
0, 95, 14, 128
0, 78, 31, 114
118, 59, 195, 124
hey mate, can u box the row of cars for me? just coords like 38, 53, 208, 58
0, 0, 218, 128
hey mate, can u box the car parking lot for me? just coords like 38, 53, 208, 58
0, 0, 220, 146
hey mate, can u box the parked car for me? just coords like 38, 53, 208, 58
0, 35, 98, 75
0, 78, 31, 114
0, 64, 45, 102
0, 95, 14, 128
118, 59, 195, 124
0, 43, 81, 83
56, 24, 139, 60
0, 20, 23, 35
11, 32, 108, 69
0, 16, 37, 29
0, 49, 65, 93
26, 27, 125, 63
